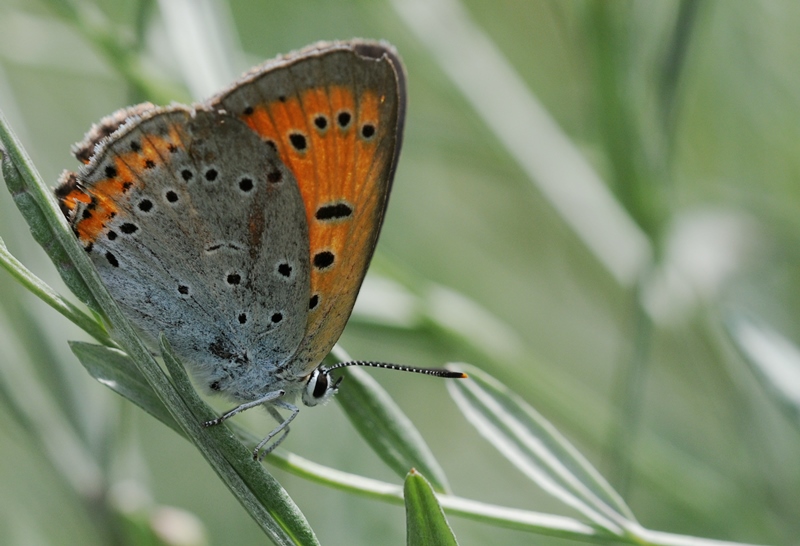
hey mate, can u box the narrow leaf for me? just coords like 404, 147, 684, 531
725, 314, 800, 430
160, 336, 319, 546
0, 121, 101, 313
331, 347, 452, 493
447, 364, 634, 534
0, 236, 111, 345
268, 451, 602, 540
404, 469, 458, 546
0, 240, 107, 429
70, 341, 181, 435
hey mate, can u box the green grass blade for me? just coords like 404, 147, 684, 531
390, 0, 652, 286
404, 469, 459, 546
69, 341, 317, 546
268, 450, 603, 540
725, 314, 800, 431
0, 235, 110, 345
41, 0, 186, 104
160, 335, 319, 546
330, 346, 453, 493
70, 341, 181, 435
0, 114, 102, 314
446, 364, 635, 533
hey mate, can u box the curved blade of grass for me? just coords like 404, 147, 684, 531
0, 234, 110, 345
74, 340, 314, 546
42, 0, 185, 104
0, 244, 110, 433
404, 469, 459, 546
268, 450, 603, 540
724, 313, 800, 430
0, 126, 101, 314
329, 345, 453, 493
391, 0, 652, 286
238, 412, 755, 545
446, 364, 634, 534
70, 341, 180, 435
160, 335, 318, 546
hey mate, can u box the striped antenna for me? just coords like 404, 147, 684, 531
321, 360, 467, 379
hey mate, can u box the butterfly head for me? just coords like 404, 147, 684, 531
301, 367, 343, 407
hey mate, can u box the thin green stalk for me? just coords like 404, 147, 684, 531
0, 234, 111, 345
160, 336, 318, 546
586, 3, 664, 238
659, 0, 703, 167
268, 449, 764, 546
268, 449, 603, 540
41, 0, 187, 104
606, 281, 654, 496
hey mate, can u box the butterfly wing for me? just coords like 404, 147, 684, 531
211, 41, 407, 375
56, 106, 311, 399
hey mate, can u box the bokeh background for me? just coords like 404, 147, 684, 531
1, 0, 800, 544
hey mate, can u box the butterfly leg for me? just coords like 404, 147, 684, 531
202, 390, 285, 427
253, 401, 299, 460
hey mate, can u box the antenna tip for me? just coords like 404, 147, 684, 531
442, 367, 468, 379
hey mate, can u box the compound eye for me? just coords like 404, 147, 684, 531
302, 368, 342, 407
312, 371, 329, 399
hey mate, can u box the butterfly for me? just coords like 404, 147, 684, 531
55, 40, 464, 459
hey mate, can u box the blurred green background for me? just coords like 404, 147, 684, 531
1, 0, 800, 544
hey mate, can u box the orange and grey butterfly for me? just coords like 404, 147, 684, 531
55, 40, 463, 460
